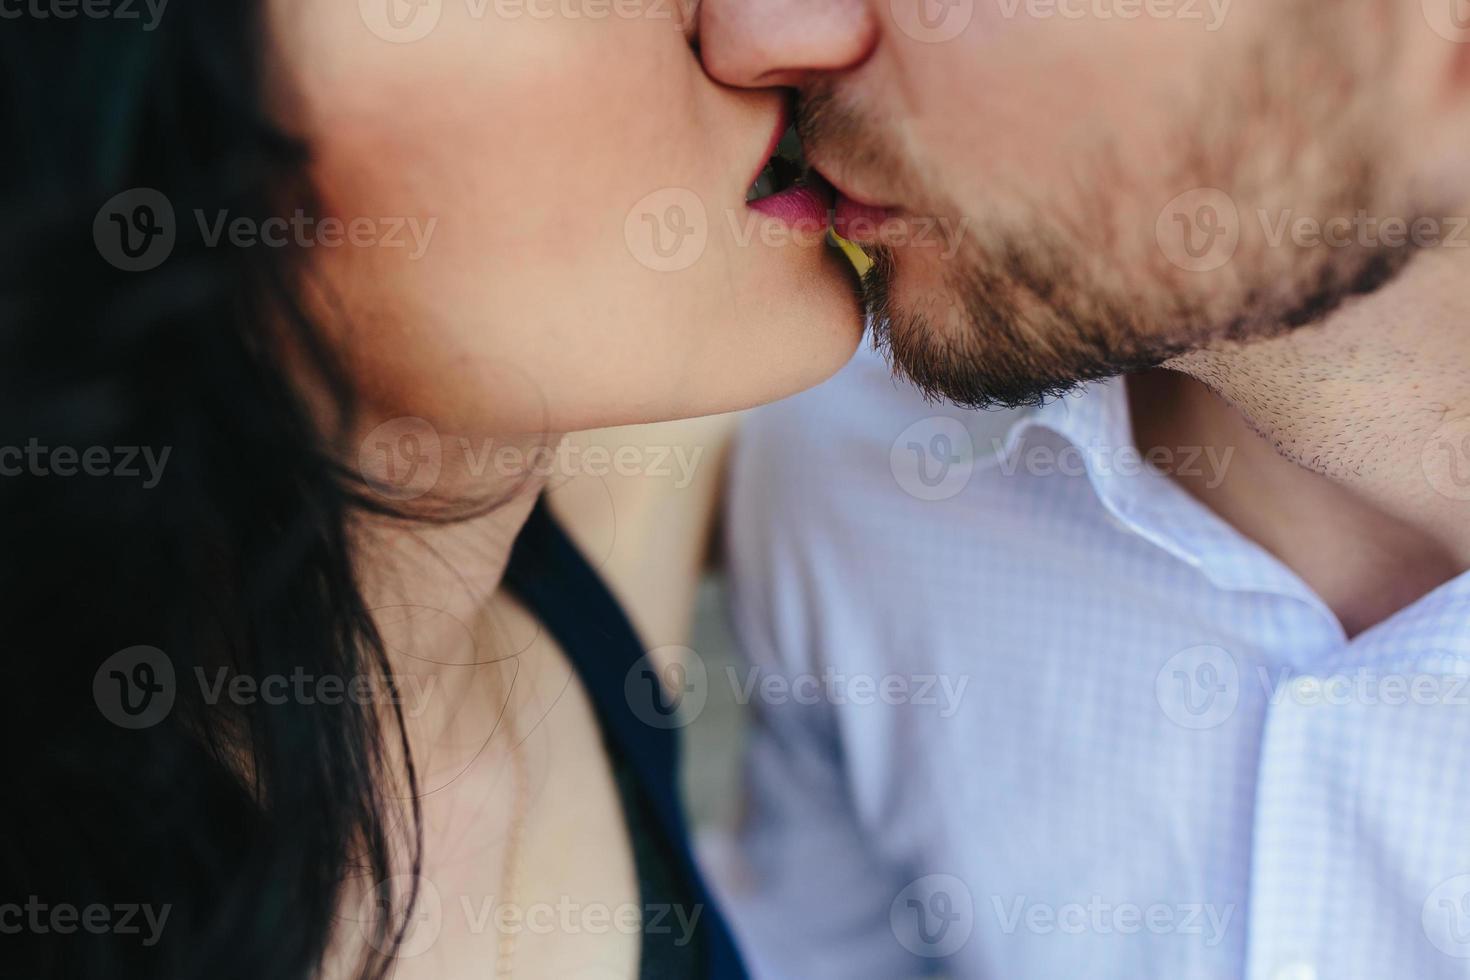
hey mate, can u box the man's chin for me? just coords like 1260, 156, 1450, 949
861, 246, 1174, 411
869, 312, 1105, 411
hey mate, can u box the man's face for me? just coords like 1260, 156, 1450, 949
700, 0, 1470, 408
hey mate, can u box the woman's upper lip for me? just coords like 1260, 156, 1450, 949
748, 100, 793, 191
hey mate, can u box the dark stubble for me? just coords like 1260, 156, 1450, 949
797, 1, 1427, 410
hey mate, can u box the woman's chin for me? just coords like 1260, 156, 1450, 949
719, 243, 867, 411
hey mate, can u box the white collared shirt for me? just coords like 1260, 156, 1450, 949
704, 345, 1470, 980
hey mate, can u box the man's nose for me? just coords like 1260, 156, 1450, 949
698, 0, 878, 89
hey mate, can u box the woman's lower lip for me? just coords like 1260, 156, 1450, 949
747, 182, 834, 229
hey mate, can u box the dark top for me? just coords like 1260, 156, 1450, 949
502, 497, 748, 980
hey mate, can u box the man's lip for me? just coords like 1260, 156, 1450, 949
805, 150, 894, 207
809, 163, 894, 243
832, 196, 892, 243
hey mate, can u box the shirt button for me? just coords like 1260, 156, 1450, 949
1273, 963, 1318, 980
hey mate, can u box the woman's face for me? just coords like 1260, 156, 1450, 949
267, 0, 862, 438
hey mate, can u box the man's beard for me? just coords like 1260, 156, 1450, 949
802, 3, 1426, 411
859, 196, 1410, 411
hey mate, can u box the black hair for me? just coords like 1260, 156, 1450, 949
1, 3, 421, 977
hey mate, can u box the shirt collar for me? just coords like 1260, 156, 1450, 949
1351, 570, 1470, 667
997, 381, 1470, 658
998, 379, 1335, 611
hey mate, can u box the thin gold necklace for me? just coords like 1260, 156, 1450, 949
494, 740, 531, 979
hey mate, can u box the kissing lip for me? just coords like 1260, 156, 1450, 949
806, 159, 896, 244
748, 178, 835, 230
744, 95, 836, 231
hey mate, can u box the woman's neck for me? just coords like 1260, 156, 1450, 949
352, 450, 552, 774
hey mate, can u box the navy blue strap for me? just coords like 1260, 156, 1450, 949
504, 497, 747, 980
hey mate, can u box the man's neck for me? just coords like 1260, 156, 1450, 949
1136, 246, 1470, 635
